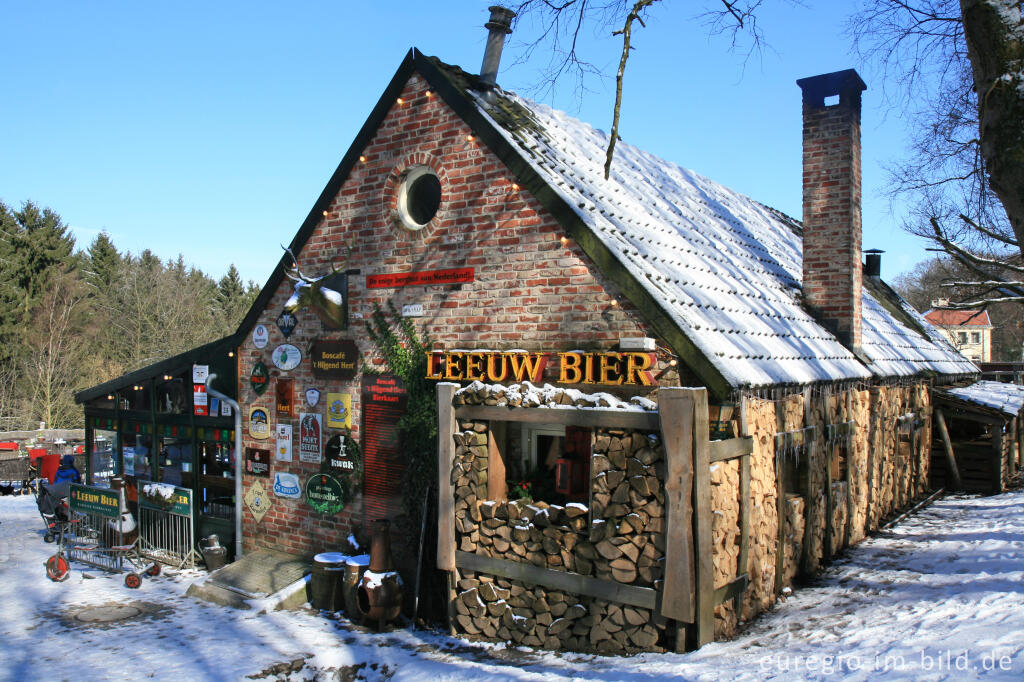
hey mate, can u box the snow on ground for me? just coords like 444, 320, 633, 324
1, 489, 1023, 681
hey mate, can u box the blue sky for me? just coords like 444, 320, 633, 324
1, 1, 928, 287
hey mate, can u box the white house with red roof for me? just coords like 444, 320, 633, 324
923, 302, 993, 362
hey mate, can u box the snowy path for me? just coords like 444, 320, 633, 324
1, 491, 1022, 681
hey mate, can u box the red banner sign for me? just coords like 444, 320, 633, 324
366, 268, 474, 289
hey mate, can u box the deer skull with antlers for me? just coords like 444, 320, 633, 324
282, 246, 350, 329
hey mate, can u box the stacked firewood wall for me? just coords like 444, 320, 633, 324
709, 457, 741, 636
711, 383, 932, 640
867, 386, 932, 529
450, 419, 669, 654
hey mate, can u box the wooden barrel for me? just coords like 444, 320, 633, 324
309, 552, 347, 611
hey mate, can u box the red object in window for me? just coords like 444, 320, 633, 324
0, 442, 17, 451
555, 458, 573, 495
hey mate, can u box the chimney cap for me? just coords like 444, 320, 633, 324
485, 5, 516, 33
796, 69, 866, 104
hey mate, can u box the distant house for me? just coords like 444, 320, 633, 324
924, 302, 993, 362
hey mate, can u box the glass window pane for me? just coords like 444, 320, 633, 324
90, 430, 118, 487
198, 440, 235, 519
122, 433, 153, 481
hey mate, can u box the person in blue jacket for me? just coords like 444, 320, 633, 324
53, 455, 81, 484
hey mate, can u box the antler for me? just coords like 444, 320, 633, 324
281, 245, 309, 281
330, 245, 352, 274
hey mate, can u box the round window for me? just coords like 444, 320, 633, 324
397, 166, 442, 230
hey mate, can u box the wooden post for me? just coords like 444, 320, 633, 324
823, 389, 834, 560
993, 423, 1005, 492
1009, 417, 1018, 478
845, 391, 855, 546
487, 421, 507, 501
691, 389, 713, 648
800, 387, 815, 576
735, 396, 751, 618
436, 383, 458, 633
1018, 412, 1024, 470
934, 408, 962, 490
657, 388, 696, 651
866, 388, 880, 533
773, 400, 786, 598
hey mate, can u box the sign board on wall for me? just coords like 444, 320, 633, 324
251, 361, 270, 396
425, 350, 658, 386
298, 413, 322, 464
272, 344, 301, 371
275, 423, 293, 462
366, 268, 474, 289
305, 473, 346, 515
326, 393, 351, 429
192, 364, 209, 384
244, 479, 271, 523
252, 324, 269, 349
324, 433, 359, 482
273, 472, 302, 499
361, 375, 407, 523
276, 312, 297, 338
248, 407, 270, 440
193, 384, 208, 417
309, 339, 359, 379
276, 378, 294, 418
245, 447, 271, 477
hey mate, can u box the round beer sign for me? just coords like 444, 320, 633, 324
305, 473, 346, 515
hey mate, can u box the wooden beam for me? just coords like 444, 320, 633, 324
709, 436, 753, 463
845, 392, 855, 548
713, 574, 750, 606
436, 383, 458, 572
487, 421, 507, 502
993, 424, 1005, 492
690, 388, 714, 648
455, 551, 657, 610
801, 387, 815, 577
773, 426, 817, 450
866, 388, 880, 532
657, 388, 696, 632
736, 397, 752, 619
934, 408, 962, 491
1009, 417, 1018, 478
455, 405, 660, 431
773, 402, 787, 598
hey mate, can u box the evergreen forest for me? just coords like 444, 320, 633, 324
0, 200, 258, 430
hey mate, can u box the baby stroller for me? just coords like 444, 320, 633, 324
35, 480, 73, 543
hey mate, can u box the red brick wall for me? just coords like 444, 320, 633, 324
800, 79, 864, 351
237, 73, 658, 557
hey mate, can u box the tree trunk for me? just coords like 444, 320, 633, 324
960, 0, 1024, 258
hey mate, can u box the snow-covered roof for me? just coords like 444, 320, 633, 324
939, 381, 1024, 416
860, 286, 980, 378
467, 84, 977, 389
924, 308, 993, 327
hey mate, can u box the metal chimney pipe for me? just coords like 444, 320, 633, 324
480, 5, 516, 87
864, 249, 883, 279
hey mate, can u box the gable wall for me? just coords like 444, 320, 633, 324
237, 73, 661, 557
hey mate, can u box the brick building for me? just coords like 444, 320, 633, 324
77, 14, 990, 652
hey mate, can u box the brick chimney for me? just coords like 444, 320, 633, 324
797, 69, 867, 353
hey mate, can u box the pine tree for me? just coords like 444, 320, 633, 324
85, 231, 122, 290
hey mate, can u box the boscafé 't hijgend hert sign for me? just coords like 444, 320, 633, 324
425, 350, 657, 386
